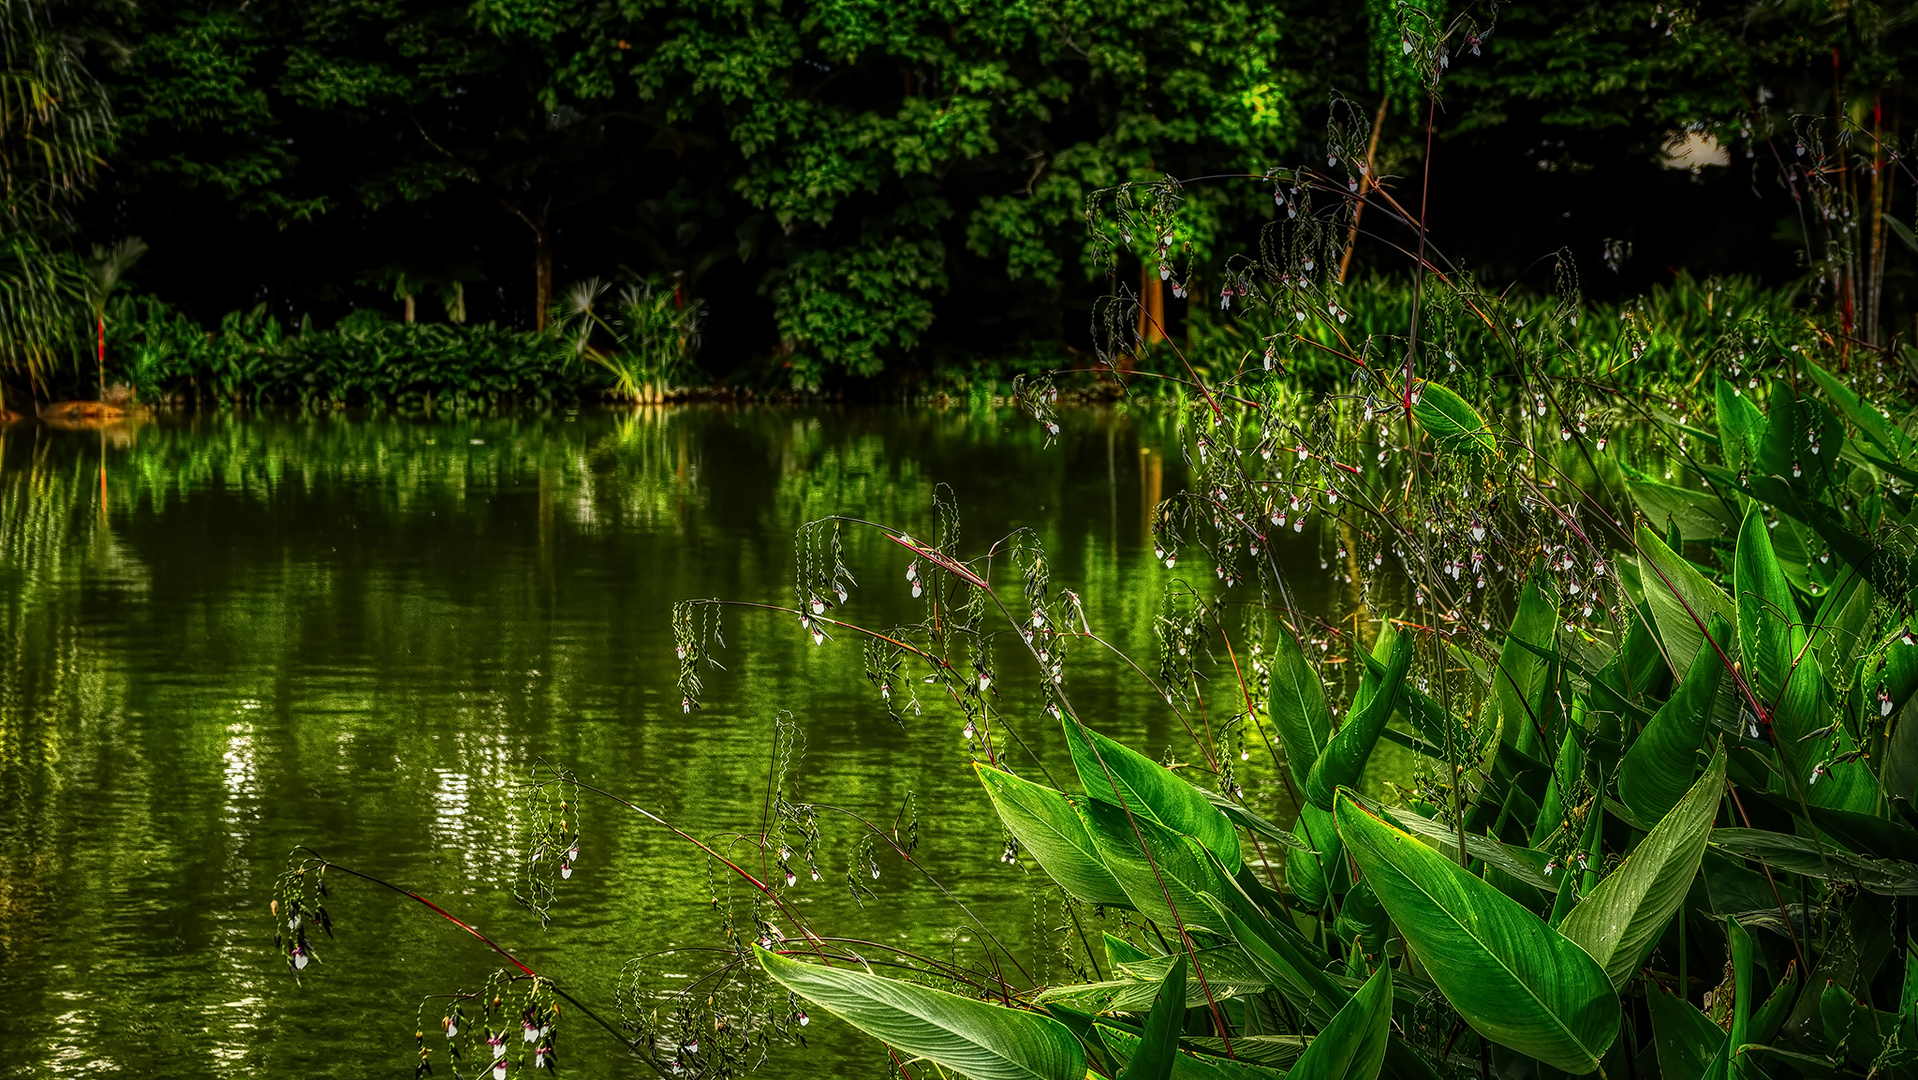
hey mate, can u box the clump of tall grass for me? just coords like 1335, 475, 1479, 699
552, 277, 705, 404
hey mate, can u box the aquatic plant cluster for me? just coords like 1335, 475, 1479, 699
255, 11, 1918, 1080
272, 219, 1918, 1079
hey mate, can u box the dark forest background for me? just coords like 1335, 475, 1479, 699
10, 0, 1918, 389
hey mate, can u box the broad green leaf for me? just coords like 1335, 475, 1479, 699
1064, 718, 1241, 866
1619, 619, 1729, 823
1118, 954, 1185, 1080
1749, 791, 1918, 858
1038, 948, 1265, 1012
1561, 747, 1726, 988
1734, 505, 1804, 709
1726, 916, 1753, 1066
1811, 571, 1873, 693
1333, 881, 1390, 960
1646, 985, 1726, 1080
1411, 380, 1498, 457
1609, 599, 1677, 704
1750, 961, 1800, 1045
1638, 523, 1737, 679
1733, 507, 1826, 768
1268, 623, 1334, 790
1734, 466, 1918, 620
1528, 730, 1586, 849
1495, 574, 1559, 752
1335, 795, 1620, 1073
1853, 625, 1918, 730
1709, 829, 1918, 893
1305, 623, 1412, 810
1039, 1004, 1119, 1077
1629, 478, 1736, 541
1371, 802, 1557, 891
1222, 906, 1444, 1080
1735, 1045, 1833, 1079
1359, 647, 1477, 761
1104, 934, 1154, 967
1114, 947, 1265, 992
1079, 797, 1225, 929
1223, 909, 1346, 1027
758, 947, 1086, 1080
1756, 380, 1843, 494
1716, 378, 1767, 475
1287, 808, 1334, 910
1100, 1027, 1283, 1080
977, 765, 1130, 909
1287, 963, 1392, 1080
1805, 359, 1910, 460
1200, 788, 1305, 850
1820, 983, 1897, 1068
1182, 1037, 1308, 1070
1888, 703, 1918, 806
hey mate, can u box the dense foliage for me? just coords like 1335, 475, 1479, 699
106, 296, 592, 408
0, 0, 1911, 404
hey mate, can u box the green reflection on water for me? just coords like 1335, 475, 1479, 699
0, 406, 1367, 1079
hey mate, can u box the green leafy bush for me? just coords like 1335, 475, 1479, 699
108, 295, 594, 408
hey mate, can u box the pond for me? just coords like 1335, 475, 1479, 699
0, 406, 1369, 1079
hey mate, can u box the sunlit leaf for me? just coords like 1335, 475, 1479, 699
1117, 954, 1183, 1080
1495, 574, 1559, 753
1305, 623, 1411, 810
1078, 796, 1225, 930
758, 947, 1086, 1080
1335, 795, 1620, 1073
976, 764, 1130, 909
1411, 380, 1498, 456
1561, 747, 1726, 988
1268, 622, 1334, 790
1064, 718, 1240, 866
1286, 962, 1391, 1080
1637, 523, 1736, 679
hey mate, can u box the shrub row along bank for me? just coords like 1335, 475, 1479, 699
34, 273, 1906, 412
106, 301, 586, 410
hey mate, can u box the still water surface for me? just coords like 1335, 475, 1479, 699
0, 407, 1348, 1079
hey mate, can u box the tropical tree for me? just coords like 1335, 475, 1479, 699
0, 0, 112, 410
83, 235, 145, 399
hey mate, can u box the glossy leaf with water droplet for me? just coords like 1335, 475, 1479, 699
975, 764, 1130, 909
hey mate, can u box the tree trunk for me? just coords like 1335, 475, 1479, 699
403, 294, 416, 323
1339, 93, 1390, 284
1137, 261, 1165, 346
534, 204, 553, 333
